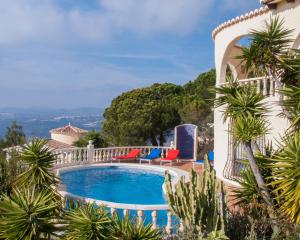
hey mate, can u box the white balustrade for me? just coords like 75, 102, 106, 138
151, 210, 158, 229
221, 76, 276, 97
166, 210, 173, 235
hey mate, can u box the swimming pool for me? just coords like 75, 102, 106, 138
58, 163, 188, 226
60, 165, 167, 205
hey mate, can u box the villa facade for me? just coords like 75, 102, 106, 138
213, 0, 300, 184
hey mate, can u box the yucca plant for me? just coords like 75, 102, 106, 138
109, 214, 162, 240
14, 138, 59, 190
63, 202, 112, 240
0, 187, 61, 240
215, 80, 281, 234
269, 131, 300, 224
279, 85, 300, 129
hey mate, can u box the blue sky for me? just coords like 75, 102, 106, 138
0, 0, 260, 108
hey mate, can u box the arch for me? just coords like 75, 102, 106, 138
218, 34, 251, 84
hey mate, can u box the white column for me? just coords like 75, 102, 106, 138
165, 210, 173, 235
263, 77, 268, 96
137, 210, 144, 225
87, 140, 95, 163
151, 210, 158, 229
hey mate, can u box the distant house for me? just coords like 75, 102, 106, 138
4, 124, 88, 159
50, 123, 88, 146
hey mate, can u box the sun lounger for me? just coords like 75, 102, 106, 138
160, 149, 180, 166
111, 149, 141, 163
139, 148, 162, 164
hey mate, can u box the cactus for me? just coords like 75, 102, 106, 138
165, 156, 228, 239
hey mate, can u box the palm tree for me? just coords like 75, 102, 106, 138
0, 187, 61, 240
215, 82, 280, 234
15, 138, 59, 191
237, 17, 300, 121
63, 202, 112, 240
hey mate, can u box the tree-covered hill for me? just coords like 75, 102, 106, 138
102, 69, 216, 146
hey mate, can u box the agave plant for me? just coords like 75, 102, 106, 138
0, 187, 61, 240
63, 202, 112, 240
109, 214, 162, 240
14, 138, 59, 190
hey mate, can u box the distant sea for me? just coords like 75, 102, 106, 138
0, 107, 104, 138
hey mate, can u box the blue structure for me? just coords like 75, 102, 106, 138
193, 150, 214, 167
139, 148, 162, 164
174, 124, 198, 160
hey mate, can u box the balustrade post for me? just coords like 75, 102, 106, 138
166, 210, 173, 235
256, 79, 261, 94
137, 210, 144, 225
270, 78, 274, 96
110, 208, 116, 217
151, 210, 158, 229
179, 220, 184, 233
263, 77, 268, 96
87, 140, 95, 164
123, 209, 129, 217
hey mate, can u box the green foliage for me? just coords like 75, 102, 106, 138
102, 83, 182, 146
269, 131, 300, 224
279, 85, 300, 128
74, 130, 108, 148
15, 138, 59, 190
165, 157, 228, 239
237, 17, 294, 77
102, 70, 216, 146
0, 187, 61, 240
232, 115, 269, 143
63, 203, 112, 240
5, 121, 26, 147
0, 152, 26, 195
109, 215, 162, 240
215, 81, 267, 122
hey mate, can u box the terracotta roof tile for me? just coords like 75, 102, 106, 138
46, 139, 75, 149
50, 123, 88, 136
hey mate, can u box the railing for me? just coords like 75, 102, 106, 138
60, 191, 174, 234
221, 76, 276, 96
53, 144, 172, 168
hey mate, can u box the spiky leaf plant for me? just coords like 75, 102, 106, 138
15, 138, 59, 190
63, 202, 112, 240
215, 81, 267, 122
279, 85, 300, 129
109, 214, 162, 240
0, 187, 60, 240
270, 131, 300, 224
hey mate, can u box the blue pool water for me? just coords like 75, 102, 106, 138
60, 166, 167, 205
61, 166, 179, 227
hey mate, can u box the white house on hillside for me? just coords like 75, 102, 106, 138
212, 0, 300, 184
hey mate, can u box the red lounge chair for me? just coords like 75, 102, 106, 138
160, 149, 180, 166
111, 149, 141, 163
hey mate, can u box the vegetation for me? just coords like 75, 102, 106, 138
74, 130, 108, 148
216, 17, 300, 238
102, 70, 215, 146
165, 158, 227, 239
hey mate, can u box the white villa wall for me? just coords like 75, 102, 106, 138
51, 133, 83, 145
213, 1, 300, 183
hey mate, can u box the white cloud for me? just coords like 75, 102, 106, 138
100, 0, 214, 35
0, 0, 215, 45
